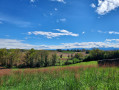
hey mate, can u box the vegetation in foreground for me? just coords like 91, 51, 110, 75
0, 48, 119, 90
0, 61, 119, 90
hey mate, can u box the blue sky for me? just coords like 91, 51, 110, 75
0, 0, 119, 49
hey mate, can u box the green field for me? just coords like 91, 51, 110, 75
0, 61, 119, 90
62, 51, 75, 54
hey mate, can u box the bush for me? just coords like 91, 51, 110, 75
72, 58, 80, 64
64, 61, 72, 65
74, 53, 83, 60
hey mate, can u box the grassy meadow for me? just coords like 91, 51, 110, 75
0, 61, 119, 90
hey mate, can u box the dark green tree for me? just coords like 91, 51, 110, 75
0, 48, 8, 66
60, 54, 63, 58
52, 53, 57, 66
25, 48, 35, 67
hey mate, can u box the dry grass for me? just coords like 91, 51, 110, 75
0, 61, 119, 90
0, 69, 11, 77
0, 64, 119, 90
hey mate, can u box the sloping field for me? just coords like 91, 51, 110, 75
0, 61, 119, 90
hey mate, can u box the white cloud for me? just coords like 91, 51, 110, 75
91, 3, 96, 8
60, 18, 66, 22
97, 30, 106, 33
97, 30, 102, 33
57, 18, 66, 22
98, 30, 103, 33
61, 41, 119, 49
0, 39, 51, 49
1, 39, 119, 49
28, 32, 32, 35
106, 39, 119, 42
28, 29, 79, 39
51, 0, 66, 4
0, 39, 34, 49
109, 31, 119, 34
82, 32, 85, 34
97, 30, 119, 34
30, 0, 35, 3
62, 42, 108, 48
96, 0, 119, 15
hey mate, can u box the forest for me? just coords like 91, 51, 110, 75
0, 48, 119, 68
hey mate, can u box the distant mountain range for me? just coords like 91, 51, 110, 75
54, 48, 119, 51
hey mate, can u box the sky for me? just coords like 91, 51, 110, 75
0, 0, 119, 49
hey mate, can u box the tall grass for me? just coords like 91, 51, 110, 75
0, 64, 119, 90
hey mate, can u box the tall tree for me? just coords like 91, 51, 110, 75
0, 48, 8, 66
52, 53, 57, 66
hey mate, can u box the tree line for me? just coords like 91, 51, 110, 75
56, 49, 88, 52
0, 48, 58, 68
84, 49, 119, 62
1, 48, 119, 68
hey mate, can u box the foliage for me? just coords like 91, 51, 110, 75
56, 49, 63, 52
72, 58, 81, 64
0, 63, 119, 90
74, 53, 83, 60
57, 49, 88, 53
0, 48, 8, 66
0, 48, 57, 68
1, 48, 119, 68
8, 49, 22, 68
51, 53, 57, 66
60, 54, 63, 58
84, 49, 119, 62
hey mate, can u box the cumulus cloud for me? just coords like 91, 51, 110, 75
105, 39, 119, 42
82, 32, 85, 34
109, 31, 119, 34
30, 0, 35, 3
91, 3, 96, 8
97, 30, 119, 34
56, 18, 66, 23
97, 30, 106, 33
51, 0, 66, 4
1, 39, 119, 49
62, 41, 119, 49
0, 39, 34, 49
96, 0, 119, 15
0, 39, 50, 49
28, 29, 79, 39
28, 32, 32, 35
97, 30, 103, 33
60, 18, 66, 22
